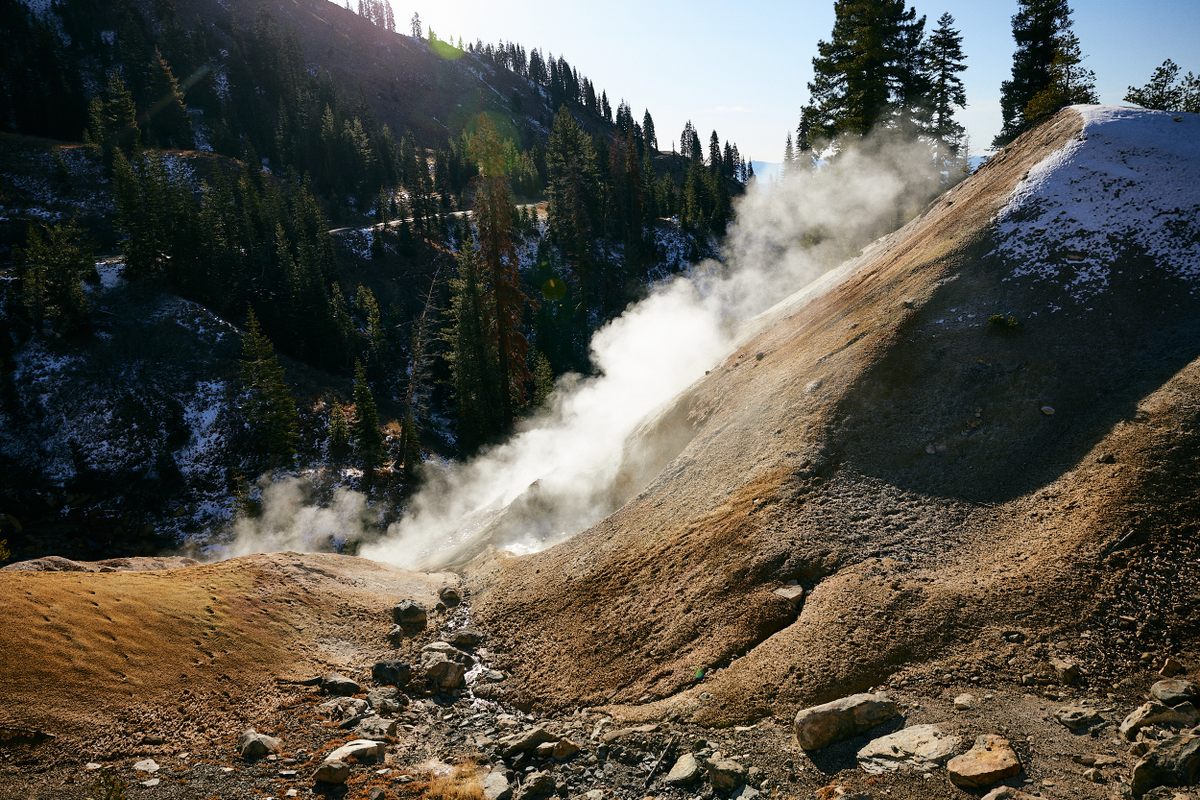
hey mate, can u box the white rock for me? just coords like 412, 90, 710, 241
857, 724, 961, 773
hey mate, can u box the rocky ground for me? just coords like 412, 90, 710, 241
3, 583, 1197, 800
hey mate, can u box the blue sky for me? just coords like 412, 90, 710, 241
414, 0, 1200, 161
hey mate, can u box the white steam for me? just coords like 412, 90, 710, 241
224, 136, 939, 570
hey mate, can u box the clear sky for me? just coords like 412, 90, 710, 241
411, 0, 1200, 162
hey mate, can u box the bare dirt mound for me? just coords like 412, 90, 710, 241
469, 107, 1200, 725
0, 553, 450, 755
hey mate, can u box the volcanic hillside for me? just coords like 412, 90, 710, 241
470, 106, 1200, 719
2, 106, 1199, 800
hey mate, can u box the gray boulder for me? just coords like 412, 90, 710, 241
238, 728, 282, 760
1121, 702, 1200, 741
793, 693, 900, 751
392, 600, 428, 629
706, 757, 748, 792
372, 660, 412, 687
515, 771, 555, 800
422, 652, 467, 692
499, 726, 557, 758
312, 760, 350, 785
482, 770, 512, 800
1055, 706, 1104, 733
1131, 729, 1200, 798
664, 753, 702, 786
325, 739, 386, 765
321, 673, 361, 696
448, 628, 487, 649
354, 716, 398, 740
856, 724, 960, 773
422, 641, 475, 666
367, 687, 408, 716
1152, 680, 1200, 707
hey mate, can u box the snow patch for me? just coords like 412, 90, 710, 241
992, 105, 1200, 302
175, 380, 229, 480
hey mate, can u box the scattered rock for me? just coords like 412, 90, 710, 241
448, 628, 486, 649
981, 789, 1038, 800
515, 770, 555, 800
354, 716, 398, 740
856, 724, 961, 773
946, 735, 1022, 789
372, 660, 412, 687
140, 778, 160, 788
1161, 658, 1187, 678
1084, 767, 1107, 783
313, 760, 350, 785
325, 739, 386, 765
321, 673, 361, 696
422, 652, 467, 692
1055, 706, 1104, 733
772, 585, 805, 607
1152, 680, 1199, 707
238, 728, 282, 760
601, 723, 659, 743
387, 625, 409, 645
392, 600, 428, 630
319, 697, 369, 721
500, 726, 557, 758
133, 759, 159, 774
422, 641, 475, 666
705, 757, 748, 792
1050, 656, 1081, 685
367, 687, 408, 716
482, 770, 512, 800
551, 738, 580, 760
664, 753, 702, 786
1131, 728, 1200, 798
1120, 702, 1200, 740
439, 586, 463, 606
1041, 405, 1056, 416
954, 693, 976, 711
793, 693, 900, 751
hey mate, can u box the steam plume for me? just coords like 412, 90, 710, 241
225, 136, 939, 570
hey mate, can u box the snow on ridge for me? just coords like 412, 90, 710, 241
992, 105, 1200, 302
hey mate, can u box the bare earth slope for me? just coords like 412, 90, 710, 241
0, 553, 451, 756
470, 107, 1200, 725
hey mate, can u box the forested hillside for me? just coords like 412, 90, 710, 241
0, 0, 748, 560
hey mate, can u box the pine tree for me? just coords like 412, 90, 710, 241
444, 237, 503, 451
804, 0, 927, 144
18, 221, 95, 334
783, 132, 796, 173
996, 0, 1096, 146
241, 308, 300, 467
642, 110, 658, 152
328, 401, 350, 463
708, 130, 722, 175
86, 72, 140, 165
925, 13, 969, 168
411, 12, 422, 38
1125, 59, 1200, 113
142, 49, 193, 149
352, 358, 384, 475
546, 107, 601, 307
470, 116, 532, 424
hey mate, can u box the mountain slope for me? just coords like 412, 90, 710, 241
469, 106, 1200, 722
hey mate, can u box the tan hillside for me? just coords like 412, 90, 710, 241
469, 106, 1200, 725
